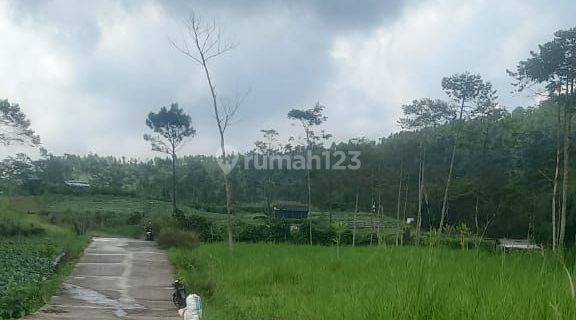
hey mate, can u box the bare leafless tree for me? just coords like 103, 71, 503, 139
170, 12, 239, 251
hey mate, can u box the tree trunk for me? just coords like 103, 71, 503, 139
416, 144, 425, 245
304, 133, 313, 246
401, 177, 409, 246
474, 197, 479, 234
307, 165, 312, 245
200, 58, 235, 251
439, 98, 465, 233
377, 192, 382, 245
224, 172, 234, 250
353, 193, 359, 247
559, 105, 572, 248
552, 104, 561, 250
439, 138, 456, 233
396, 162, 403, 246
265, 177, 270, 216
370, 211, 374, 246
171, 151, 177, 214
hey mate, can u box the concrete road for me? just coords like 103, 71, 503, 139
27, 238, 181, 320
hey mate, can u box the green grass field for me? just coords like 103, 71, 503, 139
170, 244, 576, 320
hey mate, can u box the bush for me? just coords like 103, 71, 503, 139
268, 221, 290, 242
0, 217, 45, 237
71, 212, 92, 235
236, 204, 265, 214
126, 211, 144, 225
236, 222, 270, 242
157, 228, 200, 249
176, 213, 223, 242
190, 204, 227, 214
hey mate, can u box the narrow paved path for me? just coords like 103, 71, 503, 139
28, 238, 181, 320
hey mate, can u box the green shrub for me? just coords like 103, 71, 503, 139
191, 204, 227, 214
0, 216, 45, 237
236, 204, 265, 214
126, 211, 144, 225
176, 213, 223, 242
71, 212, 92, 235
237, 222, 270, 242
157, 228, 200, 249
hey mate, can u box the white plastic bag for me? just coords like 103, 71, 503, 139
178, 294, 202, 320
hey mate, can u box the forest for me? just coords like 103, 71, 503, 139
1, 97, 573, 244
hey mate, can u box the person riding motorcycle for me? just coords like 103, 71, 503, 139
145, 221, 154, 241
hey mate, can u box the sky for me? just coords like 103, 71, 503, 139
1, 0, 575, 159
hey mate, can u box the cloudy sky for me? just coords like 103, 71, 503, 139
1, 0, 575, 158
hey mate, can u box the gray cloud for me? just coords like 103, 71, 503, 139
0, 0, 574, 158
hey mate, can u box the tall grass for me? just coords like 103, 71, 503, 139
170, 244, 576, 320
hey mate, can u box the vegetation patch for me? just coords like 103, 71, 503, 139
157, 228, 200, 249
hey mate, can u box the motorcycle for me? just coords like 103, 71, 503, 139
172, 280, 188, 309
144, 222, 154, 241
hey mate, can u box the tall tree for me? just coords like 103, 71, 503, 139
470, 95, 507, 237
288, 102, 328, 245
144, 103, 196, 213
0, 99, 40, 147
438, 72, 495, 233
508, 27, 576, 248
399, 98, 455, 243
0, 153, 35, 196
254, 129, 280, 216
0, 99, 40, 195
171, 13, 241, 251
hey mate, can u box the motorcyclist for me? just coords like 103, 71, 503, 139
145, 221, 153, 240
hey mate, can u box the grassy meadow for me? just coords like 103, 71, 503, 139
170, 244, 576, 320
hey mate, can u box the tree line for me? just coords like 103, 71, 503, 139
1, 25, 575, 248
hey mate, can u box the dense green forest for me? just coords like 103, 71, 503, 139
1, 101, 573, 243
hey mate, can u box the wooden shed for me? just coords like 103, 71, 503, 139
273, 204, 309, 220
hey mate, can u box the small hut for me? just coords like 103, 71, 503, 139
273, 204, 309, 220
64, 180, 92, 193
497, 238, 540, 250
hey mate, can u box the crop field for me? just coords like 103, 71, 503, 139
12, 195, 260, 226
0, 200, 87, 319
1, 239, 57, 316
10, 195, 402, 241
170, 244, 576, 320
